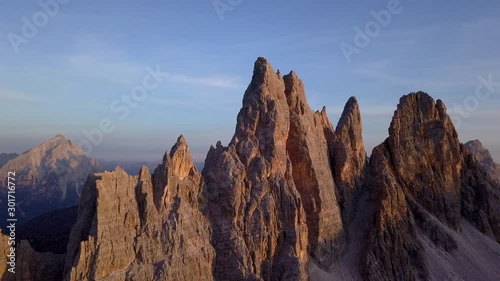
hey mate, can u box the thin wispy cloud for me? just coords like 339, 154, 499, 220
465, 110, 500, 119
149, 97, 191, 107
0, 89, 39, 102
460, 17, 500, 37
68, 55, 143, 84
67, 53, 243, 89
352, 60, 488, 91
149, 95, 241, 112
164, 73, 243, 89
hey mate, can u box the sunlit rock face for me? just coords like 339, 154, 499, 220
63, 136, 215, 281
203, 58, 311, 280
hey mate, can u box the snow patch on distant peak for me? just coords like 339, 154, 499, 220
49, 134, 66, 142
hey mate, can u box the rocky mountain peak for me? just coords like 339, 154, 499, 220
63, 136, 215, 281
250, 57, 281, 86
387, 92, 463, 228
362, 91, 500, 280
38, 134, 81, 156
167, 135, 195, 179
49, 133, 67, 142
253, 56, 273, 76
336, 96, 360, 132
232, 58, 289, 172
0, 134, 101, 183
283, 70, 308, 112
389, 92, 454, 140
466, 139, 484, 147
0, 134, 102, 225
465, 139, 486, 150
335, 96, 362, 141
241, 57, 285, 110
331, 96, 367, 224
204, 58, 356, 278
464, 139, 500, 183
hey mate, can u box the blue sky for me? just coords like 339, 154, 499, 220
0, 0, 499, 162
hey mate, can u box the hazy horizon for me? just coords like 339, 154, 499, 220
1, 0, 499, 162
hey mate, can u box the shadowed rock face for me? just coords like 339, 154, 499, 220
464, 139, 500, 184
362, 142, 428, 281
63, 136, 215, 281
284, 70, 345, 267
0, 232, 65, 281
18, 206, 78, 254
461, 152, 500, 243
362, 92, 500, 281
387, 93, 463, 229
331, 96, 367, 225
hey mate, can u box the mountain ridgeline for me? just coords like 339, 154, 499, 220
0, 154, 18, 169
0, 135, 102, 228
1, 58, 499, 281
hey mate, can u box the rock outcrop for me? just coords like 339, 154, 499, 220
63, 136, 215, 281
387, 93, 463, 229
284, 70, 345, 266
464, 139, 500, 183
203, 58, 311, 280
361, 92, 500, 281
0, 153, 18, 169
331, 97, 367, 224
362, 142, 428, 281
461, 151, 500, 243
0, 135, 102, 226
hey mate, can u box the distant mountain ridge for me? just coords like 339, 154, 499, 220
0, 153, 18, 168
0, 134, 103, 226
99, 159, 161, 175
464, 140, 500, 183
